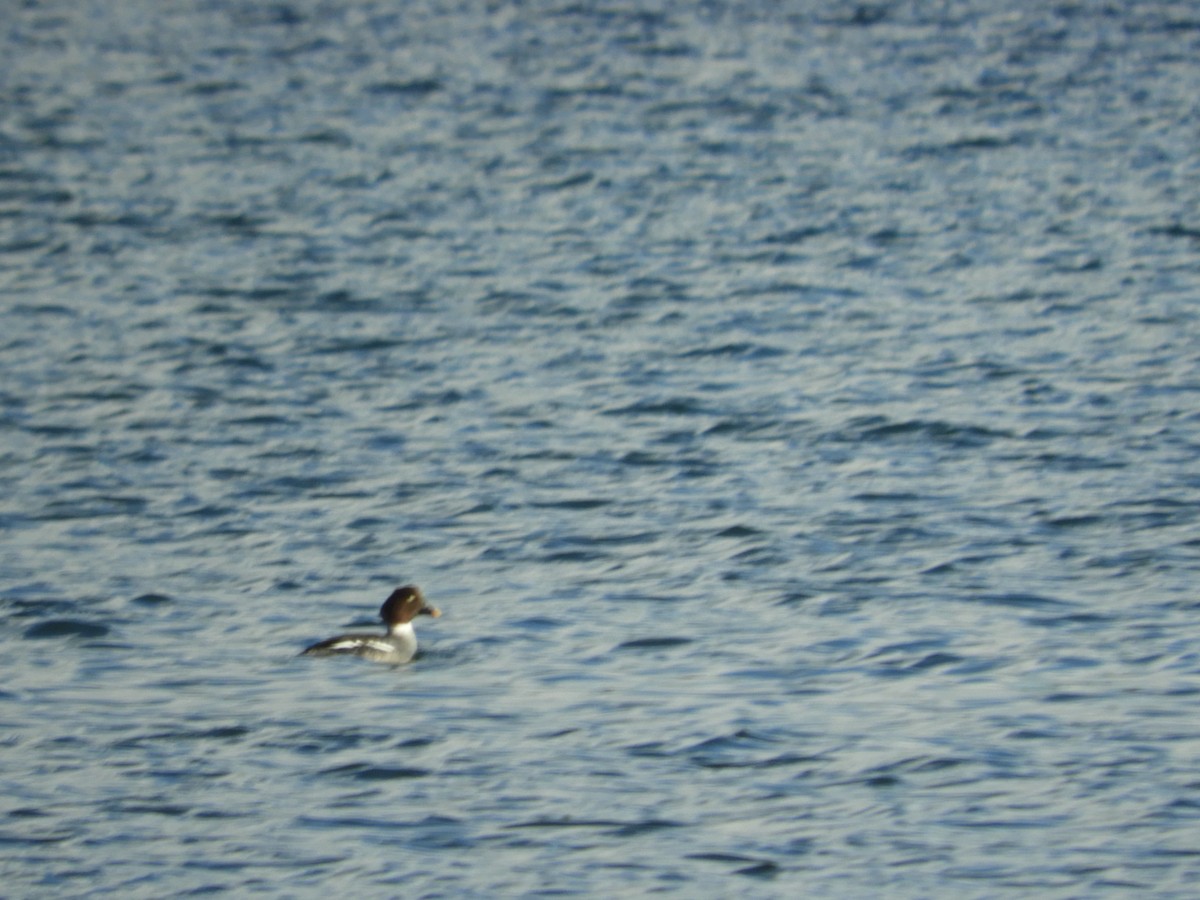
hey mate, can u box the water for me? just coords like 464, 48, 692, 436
3, 1, 1200, 896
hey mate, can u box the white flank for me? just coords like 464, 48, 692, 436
329, 638, 393, 653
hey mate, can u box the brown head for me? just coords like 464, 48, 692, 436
379, 585, 441, 626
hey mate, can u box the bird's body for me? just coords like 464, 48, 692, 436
302, 585, 440, 665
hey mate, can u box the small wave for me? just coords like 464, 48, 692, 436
614, 636, 693, 651
23, 619, 109, 640
318, 762, 430, 780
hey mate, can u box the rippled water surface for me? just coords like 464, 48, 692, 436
3, 1, 1200, 896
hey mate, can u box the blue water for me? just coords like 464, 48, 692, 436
3, 1, 1200, 896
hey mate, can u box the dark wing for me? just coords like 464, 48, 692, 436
301, 633, 387, 656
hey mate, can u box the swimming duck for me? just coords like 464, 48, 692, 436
301, 585, 440, 664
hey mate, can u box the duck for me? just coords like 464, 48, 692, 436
301, 585, 440, 664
